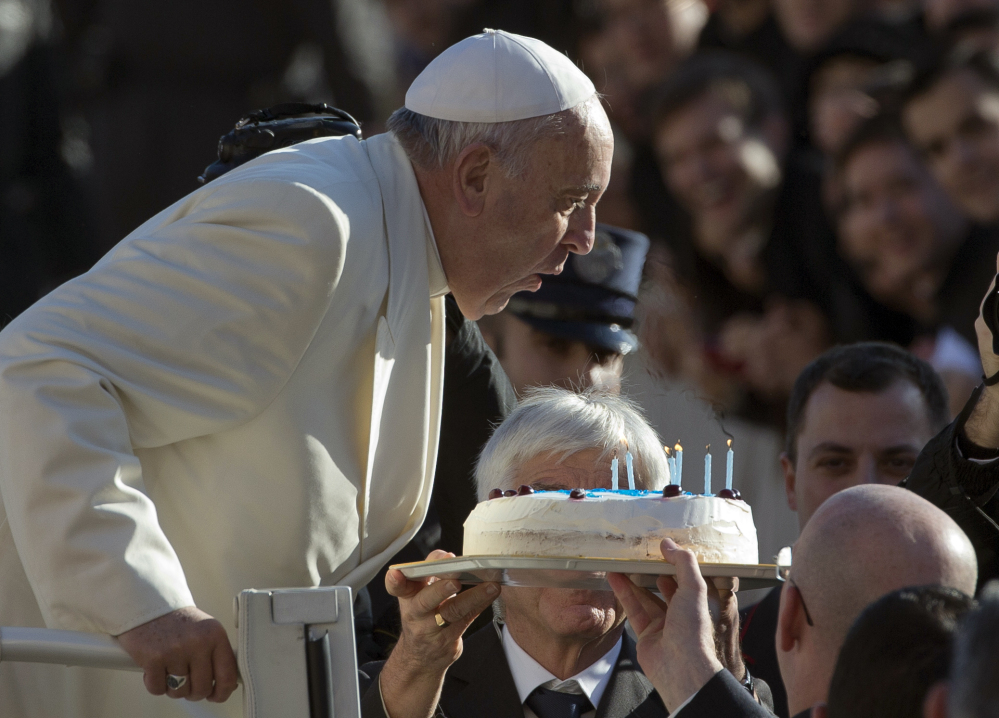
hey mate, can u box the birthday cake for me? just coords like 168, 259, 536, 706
462, 488, 759, 564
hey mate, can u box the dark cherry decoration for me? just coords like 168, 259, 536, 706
662, 484, 682, 498
717, 488, 737, 499
569, 488, 587, 499
733, 489, 743, 500
503, 489, 518, 497
517, 485, 535, 495
488, 488, 503, 500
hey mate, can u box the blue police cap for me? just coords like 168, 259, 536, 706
505, 224, 650, 354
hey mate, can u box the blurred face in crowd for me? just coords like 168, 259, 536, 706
441, 98, 614, 320
903, 68, 999, 224
838, 138, 966, 311
781, 380, 937, 531
924, 0, 999, 30
772, 0, 859, 54
597, 0, 707, 91
481, 313, 625, 395
500, 449, 625, 655
655, 89, 784, 257
809, 56, 881, 156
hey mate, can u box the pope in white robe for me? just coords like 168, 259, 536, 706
0, 29, 613, 717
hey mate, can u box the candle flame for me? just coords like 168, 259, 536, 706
727, 439, 732, 448
675, 443, 682, 451
706, 444, 711, 450
664, 446, 671, 457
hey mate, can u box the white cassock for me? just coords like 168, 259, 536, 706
0, 131, 447, 717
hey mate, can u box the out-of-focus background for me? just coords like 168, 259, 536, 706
7, 0, 999, 565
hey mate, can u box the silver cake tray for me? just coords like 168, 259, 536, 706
392, 555, 785, 591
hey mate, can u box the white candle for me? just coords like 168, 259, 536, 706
726, 439, 734, 491
626, 451, 635, 491
611, 453, 619, 491
704, 445, 712, 495
675, 443, 683, 487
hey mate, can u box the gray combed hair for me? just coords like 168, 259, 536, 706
950, 580, 999, 718
474, 386, 670, 500
386, 96, 596, 177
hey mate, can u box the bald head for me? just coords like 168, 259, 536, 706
778, 484, 977, 714
795, 484, 977, 640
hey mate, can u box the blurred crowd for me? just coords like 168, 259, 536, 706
10, 0, 999, 424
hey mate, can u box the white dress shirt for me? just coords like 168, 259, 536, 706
501, 623, 623, 718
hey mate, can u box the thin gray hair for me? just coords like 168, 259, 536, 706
949, 580, 999, 718
386, 95, 597, 177
474, 386, 670, 500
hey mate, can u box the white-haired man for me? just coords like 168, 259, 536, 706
361, 387, 759, 718
0, 30, 613, 718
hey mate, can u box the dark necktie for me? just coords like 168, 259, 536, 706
525, 685, 594, 718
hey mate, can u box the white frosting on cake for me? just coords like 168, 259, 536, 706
463, 489, 759, 564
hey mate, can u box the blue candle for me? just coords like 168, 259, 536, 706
611, 453, 619, 491
626, 451, 635, 491
675, 443, 683, 487
665, 446, 676, 485
704, 445, 712, 495
726, 439, 734, 491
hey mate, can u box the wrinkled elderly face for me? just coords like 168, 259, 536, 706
838, 139, 962, 309
783, 381, 936, 532
500, 448, 626, 643
772, 0, 857, 54
655, 90, 782, 255
903, 68, 999, 224
455, 101, 615, 320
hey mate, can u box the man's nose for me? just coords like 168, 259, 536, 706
564, 205, 596, 255
855, 455, 880, 485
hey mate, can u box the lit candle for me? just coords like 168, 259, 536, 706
611, 451, 619, 491
626, 451, 635, 491
726, 439, 734, 491
704, 445, 712, 495
675, 443, 683, 487
665, 446, 676, 485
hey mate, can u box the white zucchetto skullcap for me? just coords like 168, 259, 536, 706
405, 29, 596, 123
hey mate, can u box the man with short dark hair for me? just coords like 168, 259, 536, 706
742, 341, 952, 717
826, 585, 974, 718
923, 580, 999, 718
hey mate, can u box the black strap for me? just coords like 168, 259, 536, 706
985, 371, 999, 386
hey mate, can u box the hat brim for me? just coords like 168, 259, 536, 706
514, 315, 638, 355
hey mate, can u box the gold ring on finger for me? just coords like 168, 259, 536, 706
434, 611, 449, 628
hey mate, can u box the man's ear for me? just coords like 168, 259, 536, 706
781, 452, 798, 512
452, 143, 493, 217
922, 681, 949, 718
777, 582, 805, 653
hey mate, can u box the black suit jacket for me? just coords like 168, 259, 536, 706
739, 586, 786, 718
359, 623, 667, 718
904, 383, 999, 594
